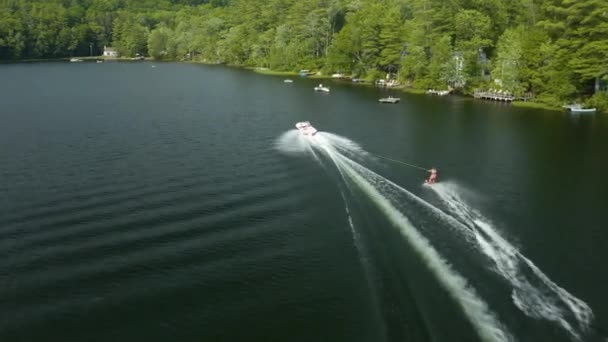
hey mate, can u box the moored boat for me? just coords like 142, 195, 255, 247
284, 79, 293, 83
379, 96, 400, 104
563, 104, 596, 113
295, 121, 318, 136
426, 89, 450, 96
570, 107, 596, 113
314, 84, 330, 93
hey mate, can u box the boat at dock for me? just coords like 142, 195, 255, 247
299, 69, 314, 77
314, 84, 330, 93
379, 96, 400, 104
570, 108, 596, 113
69, 58, 83, 62
563, 104, 596, 113
427, 89, 450, 96
295, 121, 318, 136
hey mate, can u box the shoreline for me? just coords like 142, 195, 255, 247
0, 57, 568, 112
511, 101, 562, 112
244, 66, 563, 111
0, 56, 153, 64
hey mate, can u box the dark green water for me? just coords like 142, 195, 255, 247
0, 62, 606, 342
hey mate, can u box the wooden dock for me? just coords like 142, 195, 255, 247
474, 91, 514, 101
473, 90, 532, 102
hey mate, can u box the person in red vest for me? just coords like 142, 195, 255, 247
426, 168, 438, 184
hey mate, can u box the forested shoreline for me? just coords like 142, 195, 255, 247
1, 0, 606, 111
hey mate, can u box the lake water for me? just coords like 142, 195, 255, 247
0, 62, 606, 342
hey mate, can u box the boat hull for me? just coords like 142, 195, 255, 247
570, 108, 596, 113
295, 121, 318, 136
379, 98, 400, 103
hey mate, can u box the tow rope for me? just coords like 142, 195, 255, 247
371, 153, 429, 171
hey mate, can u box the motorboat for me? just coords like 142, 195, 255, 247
295, 121, 318, 136
314, 84, 330, 93
284, 79, 293, 83
427, 89, 450, 96
563, 104, 596, 113
570, 107, 596, 113
379, 96, 400, 103
70, 58, 83, 62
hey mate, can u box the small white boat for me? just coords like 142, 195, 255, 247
379, 96, 400, 104
96, 60, 103, 63
570, 108, 596, 113
314, 84, 330, 93
70, 58, 83, 62
284, 79, 293, 83
426, 89, 450, 96
295, 121, 318, 136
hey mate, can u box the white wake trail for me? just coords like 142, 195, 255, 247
276, 131, 388, 340
430, 182, 594, 341
314, 136, 512, 342
277, 129, 597, 341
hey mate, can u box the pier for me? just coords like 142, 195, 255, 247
473, 90, 532, 102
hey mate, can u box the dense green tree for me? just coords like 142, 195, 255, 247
491, 27, 524, 94
112, 13, 149, 57
559, 0, 608, 93
148, 26, 173, 59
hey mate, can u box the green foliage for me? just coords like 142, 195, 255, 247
491, 27, 524, 94
148, 26, 175, 59
112, 13, 149, 57
586, 92, 608, 114
0, 0, 605, 106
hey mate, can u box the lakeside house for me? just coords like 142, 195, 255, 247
103, 46, 118, 58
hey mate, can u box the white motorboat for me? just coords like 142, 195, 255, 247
295, 121, 318, 136
284, 79, 293, 83
314, 84, 330, 93
70, 58, 83, 62
570, 108, 596, 113
379, 96, 400, 103
427, 89, 450, 96
563, 104, 596, 113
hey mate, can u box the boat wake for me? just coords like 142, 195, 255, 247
275, 129, 596, 342
429, 182, 594, 341
277, 130, 512, 342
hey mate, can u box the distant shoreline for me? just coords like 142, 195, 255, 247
244, 66, 563, 112
0, 56, 153, 64
1, 57, 563, 112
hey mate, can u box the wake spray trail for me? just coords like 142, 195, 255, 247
314, 134, 512, 342
430, 183, 594, 341
275, 130, 388, 341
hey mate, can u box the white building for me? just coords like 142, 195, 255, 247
103, 46, 118, 58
